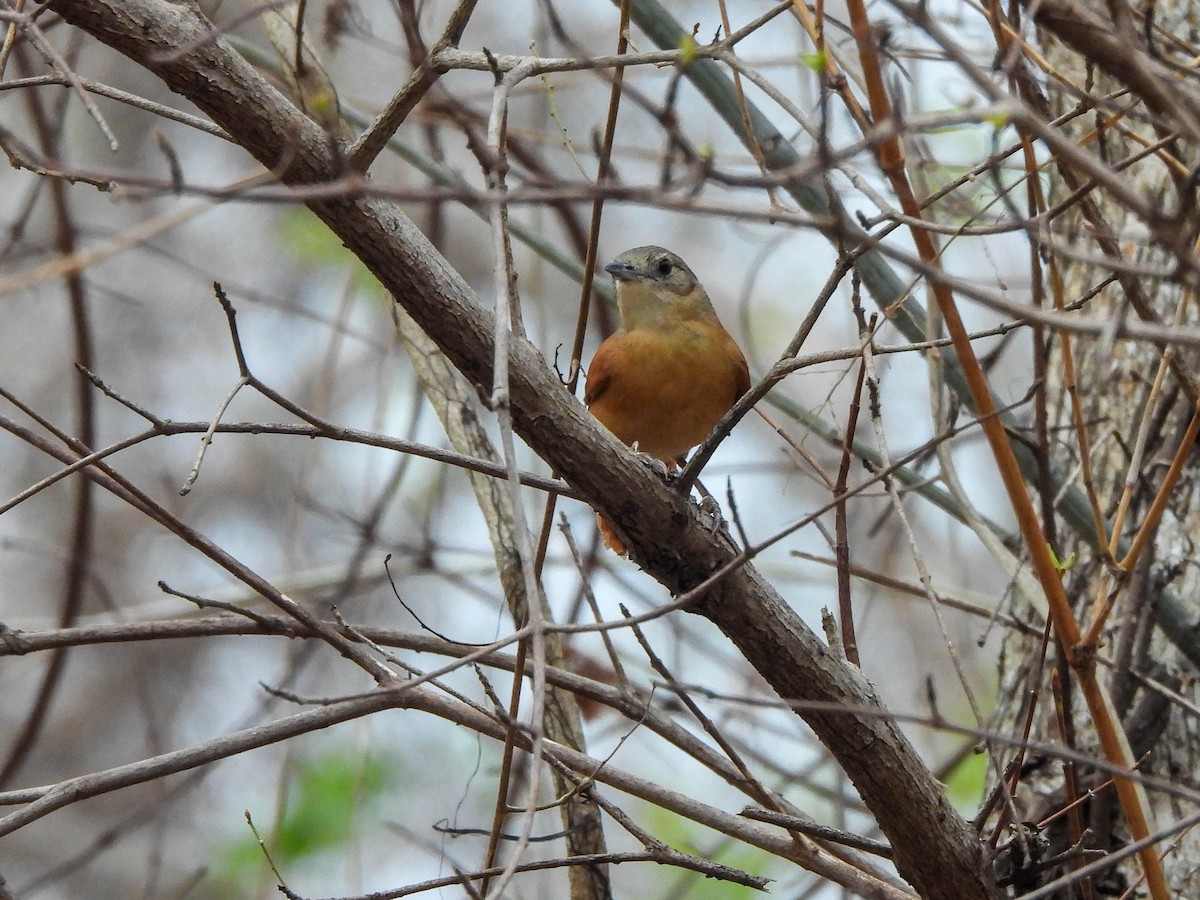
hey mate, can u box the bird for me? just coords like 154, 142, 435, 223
584, 245, 750, 555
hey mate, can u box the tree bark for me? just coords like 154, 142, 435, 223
984, 1, 1200, 895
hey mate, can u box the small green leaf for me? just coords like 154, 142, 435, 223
800, 49, 827, 72
679, 32, 698, 65
1047, 543, 1076, 574
984, 109, 1011, 129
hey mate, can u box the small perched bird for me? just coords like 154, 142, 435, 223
585, 246, 750, 554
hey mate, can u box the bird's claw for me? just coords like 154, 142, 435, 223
630, 442, 673, 481
697, 495, 724, 534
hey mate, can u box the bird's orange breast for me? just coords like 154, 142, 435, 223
585, 322, 748, 462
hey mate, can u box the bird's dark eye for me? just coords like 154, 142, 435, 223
655, 257, 673, 277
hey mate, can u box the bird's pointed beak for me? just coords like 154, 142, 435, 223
604, 261, 637, 281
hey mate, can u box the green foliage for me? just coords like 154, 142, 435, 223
800, 49, 827, 72
1048, 542, 1077, 574
945, 747, 988, 810
207, 750, 396, 897
642, 802, 770, 897
678, 31, 699, 66
984, 109, 1012, 129
276, 751, 390, 859
278, 208, 382, 296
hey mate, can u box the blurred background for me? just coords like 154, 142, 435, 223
0, 1, 1027, 896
